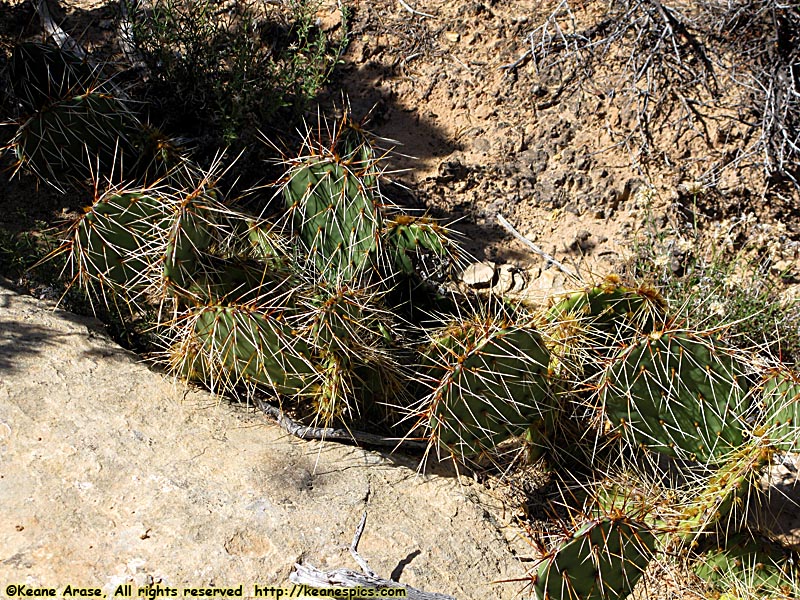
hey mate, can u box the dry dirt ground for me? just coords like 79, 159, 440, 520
2, 0, 800, 598
321, 0, 800, 289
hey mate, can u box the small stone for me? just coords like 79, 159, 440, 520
772, 259, 796, 277
444, 31, 461, 43
461, 261, 497, 288
524, 268, 567, 304
494, 265, 515, 294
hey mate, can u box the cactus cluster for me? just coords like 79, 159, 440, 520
6, 41, 800, 600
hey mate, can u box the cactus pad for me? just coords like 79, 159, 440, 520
533, 516, 656, 600
13, 93, 141, 188
68, 184, 237, 305
546, 278, 668, 382
283, 157, 382, 284
71, 191, 165, 296
694, 533, 798, 598
10, 42, 101, 111
421, 317, 554, 457
180, 303, 317, 397
384, 215, 460, 279
676, 443, 771, 538
602, 331, 753, 464
761, 367, 800, 452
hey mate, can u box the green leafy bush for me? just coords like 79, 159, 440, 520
124, 0, 348, 143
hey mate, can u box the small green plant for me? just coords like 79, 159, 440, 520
124, 0, 348, 144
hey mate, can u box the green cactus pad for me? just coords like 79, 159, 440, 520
384, 215, 460, 278
335, 119, 378, 181
694, 533, 798, 598
422, 317, 555, 457
533, 516, 656, 600
602, 331, 753, 464
160, 197, 216, 294
284, 284, 405, 425
548, 278, 667, 340
185, 303, 317, 397
10, 42, 101, 111
676, 443, 771, 538
293, 285, 394, 351
70, 184, 241, 305
73, 191, 165, 295
761, 367, 800, 452
13, 93, 142, 188
546, 278, 668, 381
243, 219, 289, 264
283, 157, 382, 284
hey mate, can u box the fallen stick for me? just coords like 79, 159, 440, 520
291, 508, 457, 599
290, 564, 457, 600
255, 397, 429, 452
496, 213, 579, 281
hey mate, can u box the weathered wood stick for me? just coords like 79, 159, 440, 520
290, 563, 457, 600
255, 397, 429, 452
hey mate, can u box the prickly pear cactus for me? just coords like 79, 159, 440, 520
761, 367, 800, 452
694, 533, 799, 598
66, 182, 246, 307
601, 331, 753, 464
288, 284, 406, 425
676, 443, 772, 538
546, 277, 668, 381
533, 515, 657, 600
174, 302, 318, 398
69, 190, 166, 298
384, 215, 460, 278
548, 277, 666, 340
420, 314, 555, 458
283, 156, 382, 285
13, 92, 141, 188
228, 217, 289, 265
10, 42, 101, 112
294, 285, 390, 351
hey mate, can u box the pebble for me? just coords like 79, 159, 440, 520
461, 261, 496, 288
494, 264, 525, 294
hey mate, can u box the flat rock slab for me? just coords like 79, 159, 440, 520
0, 284, 528, 598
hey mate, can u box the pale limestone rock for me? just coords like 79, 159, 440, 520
0, 282, 528, 597
461, 261, 496, 288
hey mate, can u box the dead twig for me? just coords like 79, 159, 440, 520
290, 506, 456, 599
349, 511, 376, 577
397, 0, 435, 19
255, 397, 429, 452
497, 213, 580, 281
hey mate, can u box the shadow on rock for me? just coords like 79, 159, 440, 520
0, 319, 56, 374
